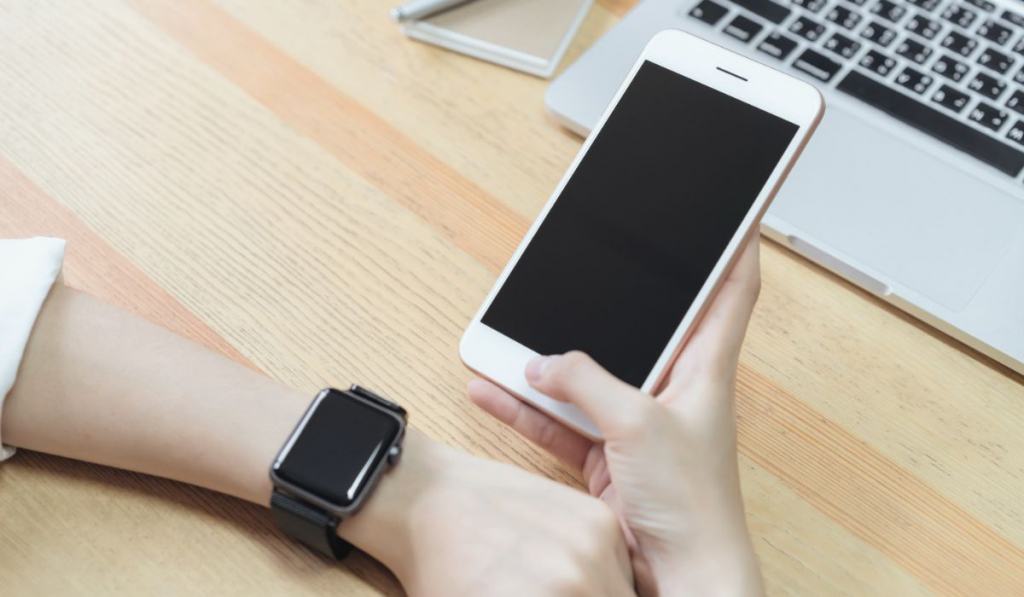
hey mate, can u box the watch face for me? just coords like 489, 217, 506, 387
274, 390, 402, 509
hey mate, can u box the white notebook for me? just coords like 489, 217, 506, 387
402, 0, 593, 78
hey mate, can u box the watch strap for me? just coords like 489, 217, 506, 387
271, 490, 353, 560
348, 384, 407, 417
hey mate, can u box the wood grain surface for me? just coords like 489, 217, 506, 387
1, 1, 1022, 595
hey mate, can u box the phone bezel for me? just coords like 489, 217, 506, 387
460, 29, 825, 439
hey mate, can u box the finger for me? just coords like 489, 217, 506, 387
594, 481, 650, 595
630, 550, 658, 597
691, 237, 761, 352
597, 484, 652, 595
667, 238, 761, 387
467, 378, 592, 471
603, 502, 637, 597
525, 351, 652, 439
585, 454, 612, 499
615, 549, 636, 595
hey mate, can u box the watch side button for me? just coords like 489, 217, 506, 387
387, 445, 402, 466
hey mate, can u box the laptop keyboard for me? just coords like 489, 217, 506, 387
687, 0, 1024, 176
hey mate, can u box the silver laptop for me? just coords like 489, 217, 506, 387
546, 0, 1024, 373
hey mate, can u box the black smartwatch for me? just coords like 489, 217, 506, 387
269, 385, 407, 559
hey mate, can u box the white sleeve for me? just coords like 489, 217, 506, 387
0, 237, 66, 462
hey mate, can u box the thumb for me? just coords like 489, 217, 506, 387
526, 351, 653, 438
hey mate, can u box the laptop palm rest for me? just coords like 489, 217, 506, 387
766, 107, 1023, 311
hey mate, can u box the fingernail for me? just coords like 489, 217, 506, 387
525, 355, 553, 383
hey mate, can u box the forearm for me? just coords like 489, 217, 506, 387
4, 284, 302, 503
1, 284, 425, 569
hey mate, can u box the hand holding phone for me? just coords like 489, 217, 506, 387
461, 29, 823, 437
469, 239, 766, 597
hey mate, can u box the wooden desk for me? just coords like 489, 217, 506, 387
1, 1, 1022, 594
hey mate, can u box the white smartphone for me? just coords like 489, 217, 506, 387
461, 29, 824, 438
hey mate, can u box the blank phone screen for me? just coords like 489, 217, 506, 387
482, 61, 798, 387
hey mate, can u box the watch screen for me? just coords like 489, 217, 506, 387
275, 390, 401, 508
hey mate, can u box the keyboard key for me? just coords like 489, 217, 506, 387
860, 49, 898, 76
1002, 9, 1024, 29
837, 70, 1024, 175
896, 65, 934, 93
978, 47, 1014, 74
1006, 90, 1024, 115
824, 32, 863, 58
861, 21, 898, 47
942, 4, 978, 28
1006, 120, 1024, 146
896, 37, 933, 63
792, 0, 827, 13
730, 0, 791, 24
907, 0, 940, 11
1013, 67, 1024, 85
932, 54, 970, 81
969, 101, 1009, 131
968, 71, 1007, 99
793, 49, 842, 81
905, 14, 942, 39
790, 16, 827, 41
942, 31, 979, 57
827, 4, 862, 29
724, 15, 764, 42
689, 0, 730, 25
977, 19, 1013, 45
965, 0, 995, 12
871, 0, 907, 23
757, 32, 800, 60
932, 84, 971, 112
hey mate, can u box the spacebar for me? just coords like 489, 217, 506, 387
837, 70, 1024, 176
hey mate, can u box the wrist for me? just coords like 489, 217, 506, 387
638, 477, 763, 597
655, 548, 763, 597
648, 515, 763, 597
334, 429, 449, 574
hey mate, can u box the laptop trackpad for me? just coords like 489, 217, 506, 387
767, 107, 1023, 311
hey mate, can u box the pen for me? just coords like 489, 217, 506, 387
390, 0, 476, 22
